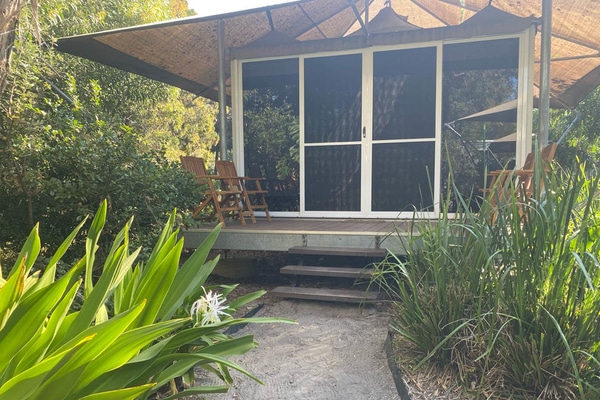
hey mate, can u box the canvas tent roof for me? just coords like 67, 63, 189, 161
56, 0, 600, 108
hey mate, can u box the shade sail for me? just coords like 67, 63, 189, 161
56, 0, 600, 108
457, 100, 518, 123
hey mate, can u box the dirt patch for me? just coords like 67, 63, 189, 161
390, 334, 469, 400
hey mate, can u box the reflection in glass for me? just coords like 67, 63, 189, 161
442, 38, 519, 211
372, 143, 435, 211
305, 145, 361, 211
304, 54, 362, 144
242, 58, 300, 211
373, 47, 436, 140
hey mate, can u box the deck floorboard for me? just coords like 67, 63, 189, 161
183, 217, 418, 253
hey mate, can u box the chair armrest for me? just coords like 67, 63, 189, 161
239, 176, 266, 182
511, 169, 535, 176
487, 170, 511, 177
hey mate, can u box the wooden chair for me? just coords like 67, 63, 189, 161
180, 156, 248, 226
483, 143, 557, 220
215, 160, 271, 222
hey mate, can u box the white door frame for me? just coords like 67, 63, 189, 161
231, 30, 535, 219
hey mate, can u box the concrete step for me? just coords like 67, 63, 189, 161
280, 265, 375, 279
288, 246, 387, 258
270, 286, 380, 303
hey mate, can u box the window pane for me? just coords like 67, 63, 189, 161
242, 58, 300, 212
442, 38, 519, 212
305, 145, 361, 211
372, 143, 435, 212
373, 47, 436, 140
305, 54, 362, 144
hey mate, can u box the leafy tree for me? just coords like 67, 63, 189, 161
0, 0, 218, 265
549, 86, 600, 169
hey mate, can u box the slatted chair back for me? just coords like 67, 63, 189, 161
215, 160, 271, 222
514, 142, 557, 201
484, 142, 557, 222
181, 156, 210, 184
180, 156, 247, 226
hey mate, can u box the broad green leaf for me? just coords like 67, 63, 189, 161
8, 224, 41, 279
95, 304, 109, 324
103, 216, 132, 271
133, 335, 259, 389
14, 281, 80, 376
37, 302, 147, 398
144, 210, 177, 269
196, 334, 258, 358
0, 264, 79, 372
0, 261, 25, 329
51, 300, 145, 357
85, 200, 107, 298
70, 318, 186, 397
114, 265, 141, 314
138, 231, 179, 283
76, 384, 154, 400
35, 217, 88, 291
152, 352, 262, 390
159, 385, 229, 400
158, 224, 222, 320
64, 244, 130, 341
227, 290, 266, 310
0, 336, 92, 400
133, 239, 183, 326
108, 247, 140, 294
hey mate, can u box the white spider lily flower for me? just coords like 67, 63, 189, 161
191, 288, 230, 326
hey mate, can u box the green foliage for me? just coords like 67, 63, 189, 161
243, 89, 299, 181
243, 88, 300, 211
0, 200, 293, 399
0, 0, 218, 263
549, 86, 600, 168
371, 161, 600, 399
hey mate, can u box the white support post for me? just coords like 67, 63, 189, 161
538, 0, 552, 148
217, 19, 228, 160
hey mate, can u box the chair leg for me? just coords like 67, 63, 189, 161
193, 196, 214, 218
260, 193, 271, 221
244, 193, 257, 224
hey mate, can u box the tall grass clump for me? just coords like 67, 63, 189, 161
372, 162, 600, 399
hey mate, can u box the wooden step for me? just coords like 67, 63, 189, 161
280, 265, 375, 279
270, 286, 380, 303
288, 246, 387, 258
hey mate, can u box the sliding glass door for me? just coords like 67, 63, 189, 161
236, 33, 528, 218
303, 54, 363, 212
371, 47, 436, 212
302, 48, 437, 216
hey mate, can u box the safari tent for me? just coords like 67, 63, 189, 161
57, 0, 600, 220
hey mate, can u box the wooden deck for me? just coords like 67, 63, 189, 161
182, 217, 414, 254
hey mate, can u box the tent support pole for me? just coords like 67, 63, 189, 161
538, 0, 552, 148
217, 19, 228, 160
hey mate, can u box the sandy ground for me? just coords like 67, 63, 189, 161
195, 298, 400, 400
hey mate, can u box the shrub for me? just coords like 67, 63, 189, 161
0, 200, 292, 399
372, 163, 600, 399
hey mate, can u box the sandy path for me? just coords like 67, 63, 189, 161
196, 299, 400, 400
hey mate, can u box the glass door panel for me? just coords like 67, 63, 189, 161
371, 47, 437, 212
304, 54, 362, 212
305, 145, 361, 211
372, 143, 434, 211
442, 39, 519, 212
242, 58, 300, 212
